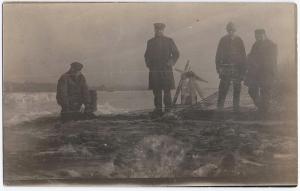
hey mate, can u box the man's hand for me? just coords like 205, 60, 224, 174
79, 104, 86, 113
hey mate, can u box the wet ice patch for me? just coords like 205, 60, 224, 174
4, 92, 58, 125
4, 92, 130, 126
58, 144, 77, 154
97, 162, 115, 177
36, 144, 93, 158
96, 102, 128, 115
58, 169, 81, 178
124, 135, 186, 178
4, 111, 56, 126
192, 163, 218, 177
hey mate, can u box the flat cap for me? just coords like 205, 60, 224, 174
255, 29, 266, 35
154, 23, 166, 30
70, 62, 83, 71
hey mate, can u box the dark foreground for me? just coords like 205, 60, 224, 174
3, 107, 298, 186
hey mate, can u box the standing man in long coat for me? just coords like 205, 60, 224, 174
245, 29, 277, 113
215, 22, 246, 112
56, 62, 95, 122
144, 23, 180, 116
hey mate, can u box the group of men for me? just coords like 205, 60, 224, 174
56, 21, 277, 121
216, 22, 277, 113
143, 22, 277, 116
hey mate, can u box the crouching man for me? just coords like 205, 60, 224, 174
56, 62, 97, 122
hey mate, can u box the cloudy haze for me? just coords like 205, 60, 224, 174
3, 3, 296, 88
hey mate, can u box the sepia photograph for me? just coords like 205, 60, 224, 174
2, 2, 298, 186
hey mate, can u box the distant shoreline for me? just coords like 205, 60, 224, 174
3, 82, 217, 93
3, 82, 148, 93
3, 89, 150, 93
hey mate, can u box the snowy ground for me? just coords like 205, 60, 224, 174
3, 88, 298, 186
4, 109, 297, 186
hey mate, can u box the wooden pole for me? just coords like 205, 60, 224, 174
172, 60, 190, 106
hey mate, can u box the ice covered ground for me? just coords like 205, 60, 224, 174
3, 90, 153, 126
3, 112, 297, 185
2, 87, 238, 126
3, 87, 298, 185
3, 88, 219, 126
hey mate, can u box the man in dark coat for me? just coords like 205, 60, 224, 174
144, 23, 180, 115
215, 22, 246, 112
56, 62, 96, 122
245, 29, 277, 112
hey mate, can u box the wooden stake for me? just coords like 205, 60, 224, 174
172, 60, 190, 105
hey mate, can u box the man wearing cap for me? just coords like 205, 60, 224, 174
144, 23, 180, 116
215, 22, 246, 112
56, 62, 95, 122
245, 29, 277, 113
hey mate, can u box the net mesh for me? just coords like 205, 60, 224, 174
198, 85, 254, 110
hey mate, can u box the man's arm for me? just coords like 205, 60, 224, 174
246, 44, 254, 70
215, 38, 224, 73
240, 38, 247, 75
57, 76, 69, 109
169, 38, 180, 65
81, 75, 90, 106
144, 40, 151, 68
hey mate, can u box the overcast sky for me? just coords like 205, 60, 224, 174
3, 3, 296, 88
